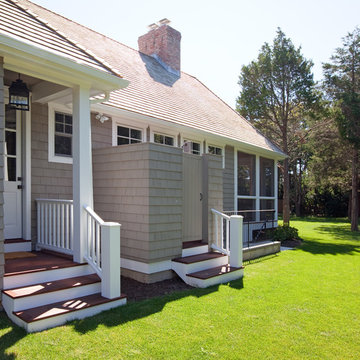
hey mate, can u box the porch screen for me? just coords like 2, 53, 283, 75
237, 151, 255, 196
260, 157, 274, 197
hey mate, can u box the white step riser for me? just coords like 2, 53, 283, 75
3, 282, 102, 312
182, 245, 209, 257
4, 264, 93, 290
186, 269, 244, 288
5, 242, 32, 253
172, 255, 228, 283
14, 297, 127, 333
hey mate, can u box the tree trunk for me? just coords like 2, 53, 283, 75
351, 147, 359, 231
283, 157, 290, 226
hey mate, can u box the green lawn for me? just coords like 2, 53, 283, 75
1, 218, 359, 359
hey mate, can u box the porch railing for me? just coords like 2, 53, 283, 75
224, 209, 276, 247
84, 205, 121, 299
36, 199, 73, 255
211, 209, 243, 268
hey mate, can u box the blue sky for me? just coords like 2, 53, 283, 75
32, 0, 360, 108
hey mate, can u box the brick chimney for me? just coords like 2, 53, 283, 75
138, 19, 181, 76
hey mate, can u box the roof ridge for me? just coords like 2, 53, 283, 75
8, 0, 123, 78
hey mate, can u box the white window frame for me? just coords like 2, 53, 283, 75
48, 103, 73, 164
112, 118, 146, 146
151, 129, 177, 147
234, 150, 277, 222
207, 143, 225, 167
182, 138, 202, 155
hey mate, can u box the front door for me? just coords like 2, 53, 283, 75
4, 104, 22, 239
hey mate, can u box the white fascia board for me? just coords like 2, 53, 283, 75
0, 34, 129, 91
92, 103, 287, 160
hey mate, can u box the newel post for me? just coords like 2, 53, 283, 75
229, 215, 243, 268
101, 223, 121, 299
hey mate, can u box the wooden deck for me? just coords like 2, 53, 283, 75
4, 251, 84, 277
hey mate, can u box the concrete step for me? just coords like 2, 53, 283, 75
182, 240, 208, 257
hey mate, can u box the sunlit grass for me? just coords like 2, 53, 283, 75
0, 217, 359, 359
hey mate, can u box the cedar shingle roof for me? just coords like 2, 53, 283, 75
0, 0, 122, 77
2, 0, 284, 156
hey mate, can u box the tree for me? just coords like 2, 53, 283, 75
323, 27, 360, 231
237, 28, 317, 225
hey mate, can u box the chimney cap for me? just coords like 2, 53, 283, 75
148, 23, 159, 30
158, 18, 171, 26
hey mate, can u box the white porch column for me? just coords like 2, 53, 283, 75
72, 84, 93, 263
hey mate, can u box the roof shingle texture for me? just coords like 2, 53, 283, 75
4, 0, 284, 155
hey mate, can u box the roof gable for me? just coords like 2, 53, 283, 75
0, 0, 121, 77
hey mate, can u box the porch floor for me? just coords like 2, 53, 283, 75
4, 251, 84, 277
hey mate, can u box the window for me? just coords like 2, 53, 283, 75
183, 140, 201, 155
54, 112, 72, 157
237, 151, 256, 196
117, 126, 142, 145
260, 157, 274, 197
154, 133, 174, 146
208, 145, 222, 156
48, 105, 73, 164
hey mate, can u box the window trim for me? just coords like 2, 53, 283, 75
48, 103, 73, 164
151, 130, 177, 147
112, 118, 146, 146
207, 143, 224, 167
183, 138, 202, 155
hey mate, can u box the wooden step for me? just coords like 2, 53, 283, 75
182, 240, 207, 249
3, 274, 100, 299
14, 293, 127, 323
172, 252, 226, 264
187, 265, 244, 280
4, 239, 32, 244
5, 252, 83, 277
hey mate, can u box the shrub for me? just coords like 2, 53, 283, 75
272, 225, 299, 242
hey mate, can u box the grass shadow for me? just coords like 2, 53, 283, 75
300, 239, 360, 255
71, 283, 227, 334
0, 312, 26, 359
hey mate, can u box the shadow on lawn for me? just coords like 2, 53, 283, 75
72, 278, 244, 334
0, 312, 26, 359
301, 239, 360, 255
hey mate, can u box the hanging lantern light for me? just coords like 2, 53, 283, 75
9, 74, 30, 111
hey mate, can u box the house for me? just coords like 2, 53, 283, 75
0, 0, 285, 331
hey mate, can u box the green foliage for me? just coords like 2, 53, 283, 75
237, 28, 317, 148
324, 27, 360, 149
272, 224, 299, 242
305, 186, 349, 217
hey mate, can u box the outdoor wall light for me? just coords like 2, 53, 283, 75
9, 74, 30, 111
95, 113, 110, 123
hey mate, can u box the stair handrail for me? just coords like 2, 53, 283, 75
211, 209, 243, 268
84, 205, 122, 299
211, 209, 231, 255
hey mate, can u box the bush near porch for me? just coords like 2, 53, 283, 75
0, 217, 359, 359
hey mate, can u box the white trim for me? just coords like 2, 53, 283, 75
22, 101, 32, 240
0, 33, 129, 91
255, 155, 260, 221
207, 143, 225, 167
121, 258, 172, 274
274, 161, 278, 221
150, 129, 177, 147
48, 103, 73, 164
111, 117, 146, 146
92, 104, 286, 160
